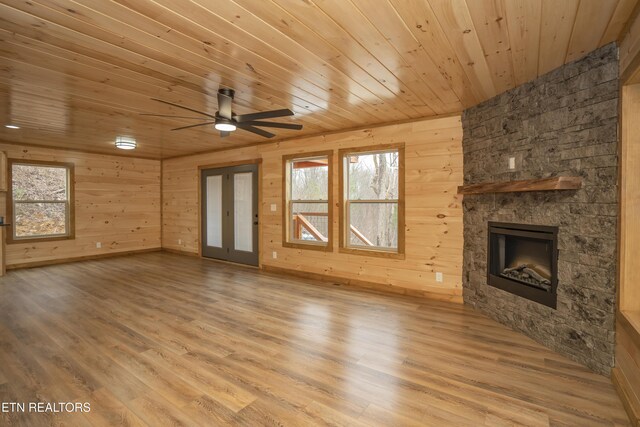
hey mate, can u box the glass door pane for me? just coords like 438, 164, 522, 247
202, 164, 258, 266
234, 172, 253, 252
206, 175, 223, 248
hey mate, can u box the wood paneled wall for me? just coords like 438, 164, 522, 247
620, 4, 640, 82
617, 16, 640, 425
614, 315, 640, 426
620, 84, 640, 315
162, 116, 463, 301
0, 142, 161, 268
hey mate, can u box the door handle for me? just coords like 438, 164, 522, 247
253, 221, 259, 225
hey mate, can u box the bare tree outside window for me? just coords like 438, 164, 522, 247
10, 162, 73, 241
344, 150, 399, 251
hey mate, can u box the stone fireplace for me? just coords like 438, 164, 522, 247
461, 43, 618, 375
487, 222, 558, 309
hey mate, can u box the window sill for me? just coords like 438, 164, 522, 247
282, 241, 332, 252
7, 235, 74, 244
339, 247, 405, 260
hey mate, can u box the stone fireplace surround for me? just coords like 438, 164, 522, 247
462, 43, 619, 375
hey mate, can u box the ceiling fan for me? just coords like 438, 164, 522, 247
141, 88, 303, 138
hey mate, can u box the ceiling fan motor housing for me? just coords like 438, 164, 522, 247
218, 88, 235, 99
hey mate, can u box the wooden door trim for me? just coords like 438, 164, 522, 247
197, 158, 262, 171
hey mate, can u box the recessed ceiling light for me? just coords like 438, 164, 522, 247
5, 125, 20, 129
115, 136, 137, 150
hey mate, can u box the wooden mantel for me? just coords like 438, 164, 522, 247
457, 176, 582, 195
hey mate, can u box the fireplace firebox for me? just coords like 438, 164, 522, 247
487, 222, 558, 309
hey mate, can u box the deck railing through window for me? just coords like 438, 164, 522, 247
289, 200, 328, 243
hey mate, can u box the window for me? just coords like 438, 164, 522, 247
339, 145, 404, 257
8, 160, 74, 242
283, 152, 333, 251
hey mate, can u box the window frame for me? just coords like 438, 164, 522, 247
282, 151, 333, 252
7, 159, 75, 244
338, 143, 405, 259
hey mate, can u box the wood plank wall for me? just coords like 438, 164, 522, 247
0, 142, 161, 268
620, 84, 640, 315
614, 315, 640, 426
162, 115, 463, 301
621, 5, 640, 82
616, 14, 640, 425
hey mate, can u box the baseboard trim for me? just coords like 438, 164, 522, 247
7, 248, 162, 270
162, 247, 199, 257
612, 366, 640, 427
261, 264, 463, 303
619, 311, 640, 352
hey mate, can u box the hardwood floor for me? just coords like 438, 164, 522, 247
0, 252, 630, 426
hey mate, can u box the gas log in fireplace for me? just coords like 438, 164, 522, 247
487, 222, 558, 309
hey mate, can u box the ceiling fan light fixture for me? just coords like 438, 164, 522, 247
148, 89, 300, 139
214, 122, 236, 132
115, 136, 137, 150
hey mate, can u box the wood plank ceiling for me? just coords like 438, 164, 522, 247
0, 0, 636, 159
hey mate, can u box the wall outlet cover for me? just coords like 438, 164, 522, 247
435, 272, 443, 282
508, 157, 516, 170
270, 204, 277, 212
96, 242, 102, 249
272, 251, 278, 259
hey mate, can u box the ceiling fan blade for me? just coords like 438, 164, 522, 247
140, 113, 209, 120
234, 109, 294, 123
151, 98, 217, 119
171, 121, 215, 131
220, 131, 230, 138
236, 123, 275, 138
217, 91, 233, 119
241, 121, 302, 130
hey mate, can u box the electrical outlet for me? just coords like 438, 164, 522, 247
508, 156, 516, 170
178, 239, 182, 245
435, 272, 443, 283
96, 242, 102, 249
270, 204, 277, 212
272, 251, 278, 259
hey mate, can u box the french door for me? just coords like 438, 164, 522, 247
201, 164, 259, 266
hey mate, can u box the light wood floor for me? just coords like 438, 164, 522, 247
0, 252, 630, 426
